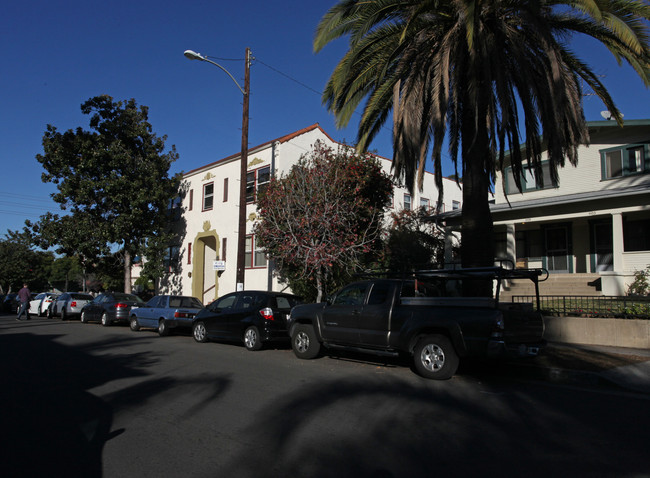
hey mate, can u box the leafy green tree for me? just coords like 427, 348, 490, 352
254, 141, 393, 302
49, 256, 83, 292
315, 0, 650, 295
28, 212, 107, 292
34, 95, 181, 293
381, 208, 446, 273
0, 230, 53, 293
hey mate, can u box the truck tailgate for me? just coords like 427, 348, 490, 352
501, 306, 545, 344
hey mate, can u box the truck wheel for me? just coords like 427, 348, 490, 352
291, 324, 321, 359
413, 334, 459, 380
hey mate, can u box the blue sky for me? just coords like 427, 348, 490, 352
1, 0, 648, 237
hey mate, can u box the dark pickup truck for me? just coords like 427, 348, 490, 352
287, 267, 547, 379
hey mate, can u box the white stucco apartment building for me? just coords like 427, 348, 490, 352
441, 119, 650, 295
160, 124, 462, 304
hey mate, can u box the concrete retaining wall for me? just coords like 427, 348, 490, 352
544, 316, 650, 349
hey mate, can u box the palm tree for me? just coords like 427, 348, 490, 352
315, 0, 650, 294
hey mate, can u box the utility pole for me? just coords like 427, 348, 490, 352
235, 47, 251, 291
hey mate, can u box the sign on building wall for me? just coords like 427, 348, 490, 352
213, 260, 226, 271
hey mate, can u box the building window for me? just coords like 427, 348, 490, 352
420, 198, 430, 212
452, 200, 460, 210
163, 246, 180, 272
245, 235, 267, 268
223, 178, 228, 202
624, 218, 650, 252
222, 238, 227, 262
246, 166, 271, 203
168, 196, 182, 221
505, 162, 557, 194
601, 143, 649, 180
187, 243, 192, 265
203, 183, 214, 211
404, 193, 411, 211
189, 189, 193, 211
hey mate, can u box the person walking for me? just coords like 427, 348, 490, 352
16, 283, 31, 321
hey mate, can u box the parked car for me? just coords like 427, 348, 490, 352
13, 292, 41, 315
130, 295, 204, 336
191, 291, 302, 350
2, 293, 19, 313
287, 267, 547, 380
28, 293, 47, 315
80, 292, 145, 326
39, 293, 60, 317
50, 292, 95, 320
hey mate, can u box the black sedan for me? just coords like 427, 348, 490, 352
191, 291, 301, 351
80, 292, 145, 326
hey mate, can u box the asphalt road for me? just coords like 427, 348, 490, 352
1, 313, 649, 478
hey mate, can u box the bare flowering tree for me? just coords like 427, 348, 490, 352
254, 141, 393, 302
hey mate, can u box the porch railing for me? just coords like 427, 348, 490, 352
511, 295, 650, 319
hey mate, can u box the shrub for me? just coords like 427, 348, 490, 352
627, 266, 650, 297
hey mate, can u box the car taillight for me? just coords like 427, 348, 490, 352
115, 303, 128, 309
259, 307, 274, 320
70, 301, 77, 307
174, 312, 193, 318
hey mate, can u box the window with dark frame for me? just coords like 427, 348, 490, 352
223, 177, 228, 202
244, 234, 267, 268
601, 143, 649, 180
246, 166, 271, 203
624, 218, 650, 252
404, 193, 411, 211
505, 162, 558, 194
203, 182, 214, 211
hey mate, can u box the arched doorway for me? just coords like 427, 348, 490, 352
192, 223, 220, 304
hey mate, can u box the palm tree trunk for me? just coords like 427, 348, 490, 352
460, 105, 494, 297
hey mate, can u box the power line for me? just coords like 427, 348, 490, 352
255, 58, 323, 97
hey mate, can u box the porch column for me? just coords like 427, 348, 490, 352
506, 224, 516, 267
611, 212, 624, 273
444, 225, 459, 265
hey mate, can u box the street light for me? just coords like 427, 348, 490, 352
184, 48, 251, 292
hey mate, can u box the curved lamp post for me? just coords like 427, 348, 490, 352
184, 48, 251, 292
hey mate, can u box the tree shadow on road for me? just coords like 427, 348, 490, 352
0, 327, 230, 477
215, 373, 650, 478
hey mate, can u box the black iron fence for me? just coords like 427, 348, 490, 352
511, 295, 650, 319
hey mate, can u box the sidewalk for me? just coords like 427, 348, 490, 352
514, 342, 650, 393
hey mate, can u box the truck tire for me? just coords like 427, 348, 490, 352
413, 334, 459, 380
291, 324, 321, 359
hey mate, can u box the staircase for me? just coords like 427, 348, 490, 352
500, 273, 602, 301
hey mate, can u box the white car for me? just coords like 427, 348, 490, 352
27, 293, 46, 315
27, 293, 59, 316
38, 293, 59, 317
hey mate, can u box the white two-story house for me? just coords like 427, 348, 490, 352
161, 124, 463, 303
441, 119, 650, 296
